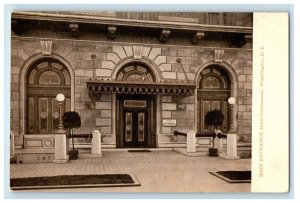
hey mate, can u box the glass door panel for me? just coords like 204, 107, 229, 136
123, 110, 147, 147
39, 97, 48, 132
138, 113, 145, 142
125, 112, 133, 142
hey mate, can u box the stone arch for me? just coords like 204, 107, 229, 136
196, 61, 239, 98
19, 53, 75, 135
195, 61, 239, 132
112, 57, 162, 82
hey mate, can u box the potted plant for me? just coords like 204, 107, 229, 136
62, 111, 81, 160
204, 109, 224, 157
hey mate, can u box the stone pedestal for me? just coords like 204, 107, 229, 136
91, 130, 102, 157
215, 137, 223, 154
53, 133, 69, 164
220, 133, 240, 160
186, 130, 196, 153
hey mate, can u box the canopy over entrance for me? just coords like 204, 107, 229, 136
86, 79, 196, 95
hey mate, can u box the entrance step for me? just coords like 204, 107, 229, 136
173, 148, 208, 157
237, 142, 251, 159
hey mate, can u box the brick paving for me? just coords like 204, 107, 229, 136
10, 150, 251, 192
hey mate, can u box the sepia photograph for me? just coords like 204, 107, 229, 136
6, 5, 291, 196
9, 10, 254, 192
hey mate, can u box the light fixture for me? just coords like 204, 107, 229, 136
56, 93, 65, 132
56, 93, 65, 102
228, 97, 236, 105
228, 96, 236, 132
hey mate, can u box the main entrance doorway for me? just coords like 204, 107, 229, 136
117, 95, 156, 148
115, 62, 157, 148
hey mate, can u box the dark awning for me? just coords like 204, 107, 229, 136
86, 79, 196, 95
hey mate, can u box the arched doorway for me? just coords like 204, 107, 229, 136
26, 59, 71, 134
197, 65, 231, 134
116, 62, 157, 148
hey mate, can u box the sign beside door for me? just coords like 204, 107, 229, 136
162, 119, 177, 127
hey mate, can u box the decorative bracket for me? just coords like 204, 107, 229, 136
159, 29, 171, 43
40, 40, 53, 56
107, 25, 117, 40
235, 34, 252, 47
69, 23, 79, 38
245, 34, 252, 43
11, 19, 23, 35
191, 32, 205, 45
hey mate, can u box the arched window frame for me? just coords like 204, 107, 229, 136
116, 62, 156, 82
27, 61, 70, 86
199, 68, 230, 90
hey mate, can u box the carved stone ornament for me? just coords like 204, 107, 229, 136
133, 46, 143, 59
40, 40, 53, 56
214, 49, 225, 63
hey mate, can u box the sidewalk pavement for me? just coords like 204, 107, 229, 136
10, 150, 251, 192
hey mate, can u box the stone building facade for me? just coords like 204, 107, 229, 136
10, 12, 252, 152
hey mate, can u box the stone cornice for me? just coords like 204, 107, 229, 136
12, 11, 253, 34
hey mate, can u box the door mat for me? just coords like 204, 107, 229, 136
10, 174, 140, 190
128, 149, 152, 152
209, 171, 251, 183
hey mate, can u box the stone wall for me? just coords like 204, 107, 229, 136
11, 34, 252, 146
160, 95, 195, 143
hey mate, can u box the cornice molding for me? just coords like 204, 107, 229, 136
12, 11, 253, 34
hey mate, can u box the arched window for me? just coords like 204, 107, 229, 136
116, 62, 155, 82
39, 71, 61, 84
26, 60, 71, 134
203, 76, 221, 89
198, 66, 231, 134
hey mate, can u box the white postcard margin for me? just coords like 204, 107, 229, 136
251, 12, 289, 192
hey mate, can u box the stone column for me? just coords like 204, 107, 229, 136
186, 130, 196, 153
91, 130, 102, 157
10, 131, 15, 156
53, 133, 69, 164
220, 133, 240, 159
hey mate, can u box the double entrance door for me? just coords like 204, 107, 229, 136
117, 95, 156, 148
123, 109, 147, 147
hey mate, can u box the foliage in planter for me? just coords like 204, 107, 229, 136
204, 109, 224, 149
62, 111, 81, 152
